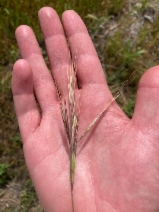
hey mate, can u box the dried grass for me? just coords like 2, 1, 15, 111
54, 54, 135, 211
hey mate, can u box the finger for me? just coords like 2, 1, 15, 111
61, 10, 122, 133
132, 66, 159, 128
38, 7, 70, 97
15, 26, 57, 112
62, 10, 108, 88
12, 59, 40, 141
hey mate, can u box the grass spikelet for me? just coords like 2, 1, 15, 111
54, 55, 135, 212
65, 57, 79, 212
54, 55, 79, 211
68, 57, 79, 193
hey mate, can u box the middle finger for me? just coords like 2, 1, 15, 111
38, 7, 70, 98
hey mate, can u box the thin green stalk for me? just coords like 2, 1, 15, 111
70, 149, 76, 212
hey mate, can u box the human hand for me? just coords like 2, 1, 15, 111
12, 7, 159, 212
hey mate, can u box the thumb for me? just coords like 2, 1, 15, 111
132, 66, 159, 129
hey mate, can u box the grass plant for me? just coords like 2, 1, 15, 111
55, 56, 79, 211
0, 163, 10, 186
56, 54, 135, 211
20, 179, 41, 211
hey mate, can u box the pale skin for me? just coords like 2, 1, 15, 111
12, 7, 159, 212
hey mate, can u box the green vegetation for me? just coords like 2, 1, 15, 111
1, 0, 159, 210
0, 0, 106, 64
0, 163, 10, 186
20, 179, 41, 211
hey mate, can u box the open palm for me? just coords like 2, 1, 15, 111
12, 7, 159, 212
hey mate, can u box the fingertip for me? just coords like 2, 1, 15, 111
62, 9, 83, 24
13, 58, 30, 70
38, 6, 56, 18
12, 59, 33, 95
62, 9, 77, 18
62, 9, 76, 17
15, 25, 33, 39
138, 65, 159, 88
38, 6, 64, 39
132, 65, 159, 127
13, 59, 32, 79
15, 25, 41, 58
62, 10, 88, 37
